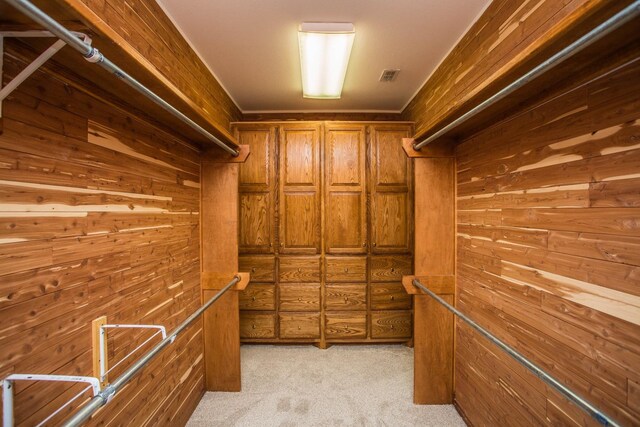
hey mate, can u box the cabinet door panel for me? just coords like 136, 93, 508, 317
327, 130, 363, 186
238, 128, 274, 188
236, 125, 276, 253
279, 124, 321, 254
239, 192, 273, 253
280, 192, 320, 253
372, 192, 410, 253
325, 125, 366, 254
281, 129, 318, 186
371, 128, 411, 188
326, 192, 365, 253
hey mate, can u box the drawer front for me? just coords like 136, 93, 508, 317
325, 256, 366, 282
371, 283, 411, 310
239, 255, 276, 282
239, 284, 275, 310
325, 284, 366, 311
279, 284, 320, 311
240, 313, 276, 338
371, 311, 412, 338
279, 313, 320, 338
370, 255, 412, 282
325, 312, 367, 339
279, 257, 321, 282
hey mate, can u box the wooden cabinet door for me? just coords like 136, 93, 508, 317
279, 124, 321, 254
324, 124, 367, 254
370, 125, 413, 254
236, 125, 276, 253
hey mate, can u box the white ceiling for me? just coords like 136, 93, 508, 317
156, 0, 491, 113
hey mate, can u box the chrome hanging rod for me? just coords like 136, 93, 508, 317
411, 279, 620, 427
61, 275, 241, 427
413, 0, 640, 151
3, 0, 240, 157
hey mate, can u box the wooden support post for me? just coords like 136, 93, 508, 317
201, 145, 250, 392
92, 316, 108, 388
404, 140, 456, 404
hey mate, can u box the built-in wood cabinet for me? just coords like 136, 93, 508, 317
235, 121, 414, 345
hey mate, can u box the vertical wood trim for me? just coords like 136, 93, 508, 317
412, 157, 456, 404
201, 162, 241, 391
92, 316, 108, 388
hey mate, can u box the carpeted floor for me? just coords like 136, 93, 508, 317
187, 345, 466, 426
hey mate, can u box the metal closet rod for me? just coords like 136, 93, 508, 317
412, 279, 619, 427
4, 0, 240, 157
61, 275, 241, 427
413, 0, 640, 151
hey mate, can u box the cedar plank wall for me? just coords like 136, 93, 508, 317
402, 0, 640, 425
0, 40, 205, 426
455, 45, 640, 426
64, 0, 242, 129
402, 0, 595, 137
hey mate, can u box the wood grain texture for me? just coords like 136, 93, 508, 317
0, 41, 204, 426
453, 39, 640, 426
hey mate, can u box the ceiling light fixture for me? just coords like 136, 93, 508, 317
298, 22, 355, 99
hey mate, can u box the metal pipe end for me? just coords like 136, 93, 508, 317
231, 149, 240, 158
411, 142, 422, 152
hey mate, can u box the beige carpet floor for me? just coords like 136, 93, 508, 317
187, 345, 466, 426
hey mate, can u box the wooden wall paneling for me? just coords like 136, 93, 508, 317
0, 41, 205, 425
370, 125, 413, 254
278, 123, 321, 254
452, 39, 640, 426
324, 124, 367, 254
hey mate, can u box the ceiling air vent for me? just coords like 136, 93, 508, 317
379, 69, 400, 82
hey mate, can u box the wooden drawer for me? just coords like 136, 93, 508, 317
371, 311, 412, 338
239, 284, 275, 310
325, 312, 367, 339
325, 284, 366, 311
371, 283, 411, 310
239, 255, 276, 282
279, 257, 321, 282
279, 284, 320, 311
279, 313, 320, 338
240, 313, 276, 338
370, 256, 412, 282
325, 256, 366, 282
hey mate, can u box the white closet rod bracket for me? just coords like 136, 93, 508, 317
0, 30, 91, 117
2, 374, 101, 427
98, 324, 169, 383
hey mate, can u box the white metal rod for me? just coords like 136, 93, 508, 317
413, 0, 640, 150
0, 38, 66, 103
3, 380, 14, 427
62, 275, 241, 427
102, 324, 167, 339
412, 279, 620, 427
3, 0, 240, 156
